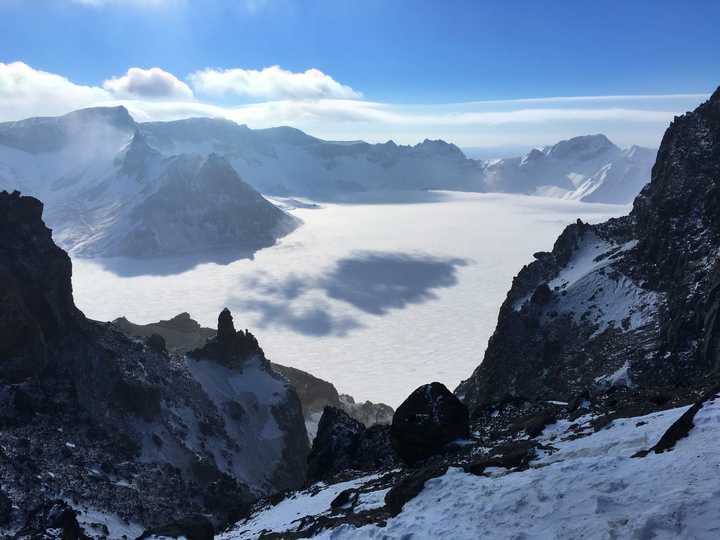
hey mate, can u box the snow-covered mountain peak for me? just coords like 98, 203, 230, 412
65, 105, 136, 131
545, 133, 618, 161
0, 105, 135, 155
415, 138, 465, 158
520, 147, 545, 166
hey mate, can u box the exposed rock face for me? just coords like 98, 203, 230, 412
0, 191, 82, 382
112, 312, 395, 439
0, 191, 309, 535
456, 87, 720, 412
307, 407, 398, 482
390, 382, 469, 464
308, 407, 365, 482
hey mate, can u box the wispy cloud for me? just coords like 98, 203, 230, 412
189, 65, 362, 100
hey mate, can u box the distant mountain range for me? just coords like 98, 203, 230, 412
0, 107, 298, 257
0, 106, 656, 256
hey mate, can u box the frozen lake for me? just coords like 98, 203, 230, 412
71, 191, 628, 407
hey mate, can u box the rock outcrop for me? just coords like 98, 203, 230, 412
307, 406, 398, 482
112, 312, 218, 353
390, 382, 469, 464
0, 191, 82, 382
112, 312, 395, 439
0, 191, 309, 536
456, 87, 720, 413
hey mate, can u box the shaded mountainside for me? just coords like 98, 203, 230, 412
456, 87, 720, 411
0, 190, 308, 537
113, 313, 394, 439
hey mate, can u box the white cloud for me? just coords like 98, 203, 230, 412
0, 61, 112, 120
0, 62, 707, 148
103, 67, 193, 100
189, 65, 362, 100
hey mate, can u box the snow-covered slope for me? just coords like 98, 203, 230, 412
141, 118, 485, 196
141, 121, 653, 202
484, 135, 656, 203
220, 395, 720, 539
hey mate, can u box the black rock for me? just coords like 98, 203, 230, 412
189, 308, 264, 368
384, 465, 447, 515
330, 488, 359, 509
0, 191, 82, 382
464, 440, 537, 475
390, 382, 469, 464
146, 333, 167, 355
138, 514, 215, 540
217, 307, 236, 341
0, 489, 12, 527
14, 499, 90, 540
307, 406, 365, 482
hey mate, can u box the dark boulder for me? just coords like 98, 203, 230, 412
390, 382, 469, 464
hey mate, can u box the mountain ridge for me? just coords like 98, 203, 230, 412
0, 189, 310, 536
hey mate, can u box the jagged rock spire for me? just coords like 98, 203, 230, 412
189, 308, 265, 369
217, 307, 236, 342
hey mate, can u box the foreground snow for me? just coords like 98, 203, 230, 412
223, 397, 720, 539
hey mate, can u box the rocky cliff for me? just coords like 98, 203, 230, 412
112, 312, 394, 440
0, 190, 308, 537
456, 87, 720, 412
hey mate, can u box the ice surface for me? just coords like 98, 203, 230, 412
71, 192, 627, 407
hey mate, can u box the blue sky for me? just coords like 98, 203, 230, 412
0, 0, 718, 148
